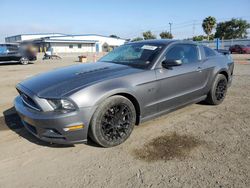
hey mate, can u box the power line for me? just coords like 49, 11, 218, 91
125, 16, 250, 39
192, 20, 195, 37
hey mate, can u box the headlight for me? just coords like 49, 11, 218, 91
47, 99, 76, 111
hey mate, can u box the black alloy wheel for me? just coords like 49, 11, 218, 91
205, 74, 228, 105
89, 96, 136, 147
100, 104, 133, 142
215, 79, 227, 101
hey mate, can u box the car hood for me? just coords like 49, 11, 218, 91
19, 62, 143, 98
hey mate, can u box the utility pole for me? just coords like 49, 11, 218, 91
169, 22, 173, 35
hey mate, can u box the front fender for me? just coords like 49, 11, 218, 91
69, 79, 142, 109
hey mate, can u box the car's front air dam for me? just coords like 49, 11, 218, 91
14, 96, 93, 145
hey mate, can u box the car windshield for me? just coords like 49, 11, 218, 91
99, 43, 164, 68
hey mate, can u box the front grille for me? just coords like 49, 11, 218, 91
17, 89, 41, 111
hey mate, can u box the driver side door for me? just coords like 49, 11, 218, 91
155, 43, 208, 113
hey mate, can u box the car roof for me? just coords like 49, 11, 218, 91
128, 39, 198, 46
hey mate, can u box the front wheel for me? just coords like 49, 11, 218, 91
205, 74, 228, 105
89, 96, 136, 147
20, 57, 29, 65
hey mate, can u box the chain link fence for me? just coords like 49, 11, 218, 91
197, 38, 250, 49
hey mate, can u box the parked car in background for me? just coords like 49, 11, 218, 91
14, 40, 234, 147
0, 44, 37, 65
229, 44, 250, 54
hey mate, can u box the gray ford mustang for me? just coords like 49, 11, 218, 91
14, 40, 234, 147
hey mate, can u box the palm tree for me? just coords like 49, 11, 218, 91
202, 16, 216, 41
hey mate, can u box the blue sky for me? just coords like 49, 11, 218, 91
0, 0, 250, 42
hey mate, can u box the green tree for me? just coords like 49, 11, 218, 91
109, 34, 120, 39
202, 16, 216, 40
131, 37, 144, 42
159, 31, 173, 39
142, 31, 156, 40
209, 34, 215, 40
214, 22, 227, 39
192, 35, 206, 41
215, 19, 250, 39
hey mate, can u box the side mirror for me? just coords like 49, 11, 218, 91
162, 59, 182, 68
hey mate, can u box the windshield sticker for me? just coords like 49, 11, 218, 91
141, 45, 158, 50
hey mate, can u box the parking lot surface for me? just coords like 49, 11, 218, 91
0, 54, 249, 187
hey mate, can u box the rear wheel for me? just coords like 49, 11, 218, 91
205, 74, 228, 105
89, 96, 136, 147
20, 57, 29, 65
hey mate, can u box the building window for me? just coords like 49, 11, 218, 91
78, 44, 82, 48
69, 45, 73, 48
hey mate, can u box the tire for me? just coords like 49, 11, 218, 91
89, 96, 136, 147
205, 74, 228, 105
20, 57, 29, 65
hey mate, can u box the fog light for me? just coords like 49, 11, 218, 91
63, 124, 84, 131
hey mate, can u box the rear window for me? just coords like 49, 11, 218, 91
204, 46, 216, 57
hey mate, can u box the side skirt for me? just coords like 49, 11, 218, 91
140, 95, 207, 124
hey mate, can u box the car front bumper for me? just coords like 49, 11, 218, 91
28, 56, 37, 61
14, 96, 94, 145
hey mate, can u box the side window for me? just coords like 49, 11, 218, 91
7, 45, 18, 52
203, 46, 216, 57
165, 44, 199, 64
0, 46, 7, 54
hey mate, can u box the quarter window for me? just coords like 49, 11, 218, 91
69, 45, 73, 48
204, 46, 216, 57
165, 44, 199, 64
78, 44, 82, 48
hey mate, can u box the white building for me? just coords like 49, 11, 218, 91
5, 33, 126, 53
5, 33, 65, 43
